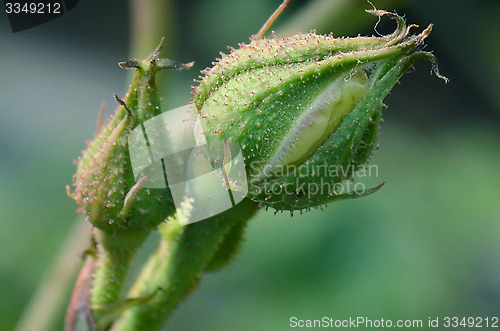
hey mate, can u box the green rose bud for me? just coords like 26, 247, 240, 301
69, 41, 192, 237
192, 10, 446, 212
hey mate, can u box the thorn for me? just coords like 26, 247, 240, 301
113, 94, 132, 118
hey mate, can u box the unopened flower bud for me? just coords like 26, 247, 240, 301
70, 41, 192, 235
192, 10, 446, 212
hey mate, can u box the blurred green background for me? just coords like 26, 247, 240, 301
1, 0, 499, 330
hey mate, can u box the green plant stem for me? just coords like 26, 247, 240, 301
129, 0, 174, 59
90, 251, 133, 308
129, 0, 175, 90
91, 229, 150, 310
111, 198, 259, 331
89, 0, 176, 311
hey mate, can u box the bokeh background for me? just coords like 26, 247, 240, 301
1, 0, 499, 330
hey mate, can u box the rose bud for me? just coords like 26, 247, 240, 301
192, 10, 447, 213
69, 41, 192, 242
67, 41, 193, 322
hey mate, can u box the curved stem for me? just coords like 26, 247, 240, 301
111, 199, 259, 331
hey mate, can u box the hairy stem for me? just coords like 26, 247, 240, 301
111, 198, 259, 331
90, 229, 149, 319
